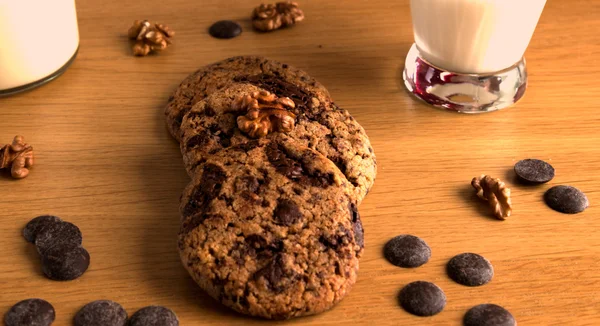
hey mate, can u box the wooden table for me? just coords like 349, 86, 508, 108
1, 0, 599, 324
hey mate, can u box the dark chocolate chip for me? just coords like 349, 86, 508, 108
129, 306, 179, 326
544, 185, 589, 214
514, 159, 555, 184
182, 164, 226, 218
73, 300, 127, 326
349, 203, 364, 249
208, 20, 242, 39
447, 253, 494, 286
254, 254, 298, 293
384, 235, 431, 268
185, 132, 210, 149
398, 281, 446, 317
23, 215, 62, 243
273, 199, 303, 226
34, 221, 82, 255
246, 234, 268, 250
464, 304, 516, 326
4, 299, 55, 326
41, 246, 90, 281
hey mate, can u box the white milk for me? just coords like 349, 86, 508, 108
0, 0, 79, 91
410, 0, 546, 74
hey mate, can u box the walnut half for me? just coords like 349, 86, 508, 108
471, 175, 512, 220
0, 136, 34, 179
234, 90, 297, 138
252, 1, 305, 32
128, 20, 174, 56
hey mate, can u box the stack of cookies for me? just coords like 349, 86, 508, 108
165, 56, 377, 319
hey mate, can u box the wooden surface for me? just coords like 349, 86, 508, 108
1, 0, 599, 325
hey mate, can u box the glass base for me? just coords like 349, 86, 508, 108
0, 46, 79, 97
402, 44, 527, 113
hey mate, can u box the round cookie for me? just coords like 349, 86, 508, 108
179, 83, 376, 204
165, 56, 332, 142
178, 138, 364, 319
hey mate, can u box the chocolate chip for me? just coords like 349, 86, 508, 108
514, 159, 555, 184
182, 164, 226, 218
73, 300, 128, 326
398, 281, 446, 317
273, 199, 302, 226
4, 299, 55, 326
384, 235, 431, 268
41, 246, 90, 281
208, 20, 242, 39
254, 254, 297, 293
185, 132, 210, 149
34, 221, 82, 255
23, 215, 62, 243
246, 234, 268, 250
544, 185, 589, 214
447, 253, 494, 286
129, 306, 179, 326
349, 203, 364, 249
464, 304, 516, 326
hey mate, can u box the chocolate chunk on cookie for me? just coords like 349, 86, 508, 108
129, 306, 179, 326
74, 300, 128, 326
464, 304, 516, 326
34, 221, 82, 255
165, 56, 331, 142
384, 235, 431, 268
179, 83, 377, 203
23, 215, 62, 243
447, 253, 494, 286
178, 138, 362, 319
544, 185, 589, 214
514, 159, 555, 184
41, 245, 90, 281
4, 299, 55, 326
398, 281, 446, 317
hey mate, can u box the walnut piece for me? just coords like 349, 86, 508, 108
234, 90, 296, 138
252, 1, 305, 32
471, 175, 512, 220
0, 136, 34, 179
128, 20, 174, 56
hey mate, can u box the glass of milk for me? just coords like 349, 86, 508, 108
403, 0, 547, 113
0, 0, 79, 96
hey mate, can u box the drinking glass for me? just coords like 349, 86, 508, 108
0, 0, 79, 96
403, 0, 547, 113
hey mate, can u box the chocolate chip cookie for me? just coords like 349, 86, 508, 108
165, 56, 332, 142
178, 138, 364, 319
179, 83, 376, 204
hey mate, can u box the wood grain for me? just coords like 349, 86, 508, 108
1, 0, 599, 324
